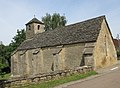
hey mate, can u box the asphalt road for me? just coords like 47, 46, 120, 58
63, 67, 120, 88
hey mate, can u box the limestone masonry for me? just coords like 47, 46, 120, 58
11, 15, 117, 78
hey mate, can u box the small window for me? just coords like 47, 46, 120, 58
38, 25, 40, 30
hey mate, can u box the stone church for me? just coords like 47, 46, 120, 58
11, 15, 117, 78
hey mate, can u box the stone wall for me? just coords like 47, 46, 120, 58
93, 19, 117, 69
42, 43, 85, 73
63, 43, 85, 69
26, 23, 45, 39
33, 23, 45, 34
26, 23, 35, 39
11, 43, 87, 78
0, 66, 93, 88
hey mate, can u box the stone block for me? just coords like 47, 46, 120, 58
47, 76, 52, 80
61, 73, 65, 77
33, 78, 40, 82
40, 77, 46, 81
55, 74, 60, 79
21, 79, 27, 84
66, 72, 70, 76
73, 70, 78, 74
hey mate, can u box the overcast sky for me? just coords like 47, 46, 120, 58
0, 0, 120, 45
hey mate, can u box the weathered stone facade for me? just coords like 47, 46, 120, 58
12, 43, 87, 77
26, 18, 45, 39
93, 19, 117, 69
11, 16, 117, 78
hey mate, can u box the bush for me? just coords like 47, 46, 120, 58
117, 51, 120, 57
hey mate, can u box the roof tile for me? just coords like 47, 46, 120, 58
26, 18, 44, 25
18, 16, 105, 50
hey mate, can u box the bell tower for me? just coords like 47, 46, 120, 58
26, 17, 45, 39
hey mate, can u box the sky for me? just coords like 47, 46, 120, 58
0, 0, 120, 45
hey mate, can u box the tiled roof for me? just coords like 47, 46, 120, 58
18, 16, 106, 50
26, 18, 44, 25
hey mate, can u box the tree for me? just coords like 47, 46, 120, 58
42, 13, 67, 31
9, 29, 26, 52
4, 29, 26, 68
0, 29, 26, 74
6, 29, 26, 66
0, 44, 9, 74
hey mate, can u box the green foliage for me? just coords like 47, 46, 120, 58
8, 29, 26, 65
24, 71, 97, 88
0, 44, 8, 71
9, 29, 26, 51
117, 51, 120, 57
42, 13, 67, 31
0, 29, 26, 74
7, 29, 26, 67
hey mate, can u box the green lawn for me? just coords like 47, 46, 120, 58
22, 71, 97, 88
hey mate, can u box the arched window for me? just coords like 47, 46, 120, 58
38, 25, 40, 30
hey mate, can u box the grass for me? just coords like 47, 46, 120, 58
23, 71, 97, 88
0, 73, 11, 80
